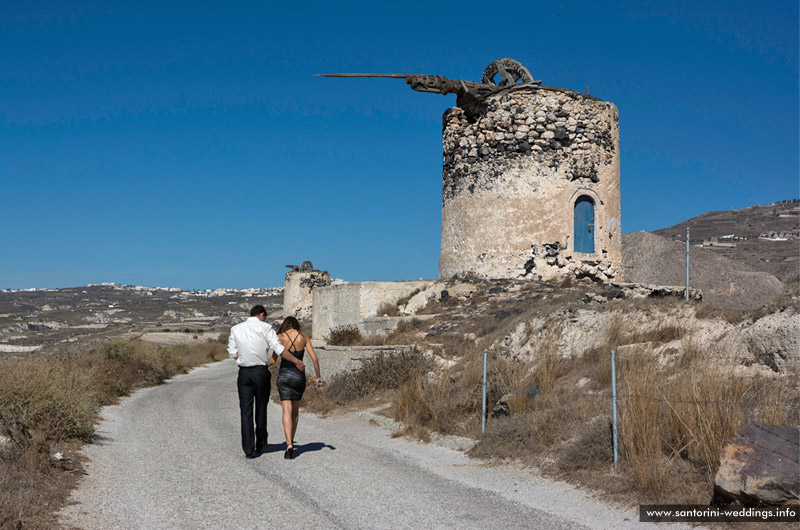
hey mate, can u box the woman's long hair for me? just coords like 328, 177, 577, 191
278, 316, 300, 334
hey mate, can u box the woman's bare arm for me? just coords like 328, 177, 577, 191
304, 334, 322, 385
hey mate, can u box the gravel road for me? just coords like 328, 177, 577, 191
60, 360, 690, 530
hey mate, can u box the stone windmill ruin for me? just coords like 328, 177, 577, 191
321, 58, 622, 282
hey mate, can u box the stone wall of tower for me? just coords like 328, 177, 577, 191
284, 268, 331, 321
439, 85, 622, 282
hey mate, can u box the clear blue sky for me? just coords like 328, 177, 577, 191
2, 1, 797, 289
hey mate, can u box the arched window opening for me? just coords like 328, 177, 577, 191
574, 196, 595, 254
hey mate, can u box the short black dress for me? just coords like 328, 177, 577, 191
276, 333, 307, 401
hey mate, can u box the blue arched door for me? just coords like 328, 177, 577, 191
574, 196, 595, 254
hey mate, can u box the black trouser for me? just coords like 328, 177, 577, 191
237, 365, 270, 456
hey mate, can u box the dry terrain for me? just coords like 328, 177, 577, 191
1, 200, 798, 528
653, 199, 799, 283
622, 231, 784, 308
0, 285, 282, 357
305, 275, 799, 519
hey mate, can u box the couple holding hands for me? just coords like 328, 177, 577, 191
227, 305, 322, 460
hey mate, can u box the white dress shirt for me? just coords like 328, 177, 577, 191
227, 317, 285, 367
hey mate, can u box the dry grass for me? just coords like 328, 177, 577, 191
416, 293, 459, 315
324, 324, 415, 347
395, 289, 422, 308
394, 354, 486, 437
0, 423, 81, 530
326, 325, 363, 346
0, 339, 227, 529
693, 303, 751, 324
377, 301, 399, 317
605, 311, 683, 347
309, 349, 432, 410
374, 289, 423, 317
382, 318, 426, 344
470, 383, 606, 464
577, 311, 685, 387
470, 341, 798, 505
557, 417, 614, 473
323, 321, 429, 349
470, 319, 605, 463
271, 283, 800, 513
530, 322, 571, 392
306, 290, 799, 510
618, 350, 799, 501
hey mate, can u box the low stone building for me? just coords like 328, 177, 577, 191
311, 280, 431, 341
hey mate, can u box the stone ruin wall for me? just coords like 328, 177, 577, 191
284, 268, 331, 321
439, 86, 622, 282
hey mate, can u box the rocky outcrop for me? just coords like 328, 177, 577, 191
743, 310, 800, 371
26, 320, 63, 331
611, 282, 701, 301
713, 422, 799, 505
398, 281, 478, 315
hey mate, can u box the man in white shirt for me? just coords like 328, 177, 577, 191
228, 305, 293, 458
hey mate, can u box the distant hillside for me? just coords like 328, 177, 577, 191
651, 200, 799, 283
623, 232, 783, 308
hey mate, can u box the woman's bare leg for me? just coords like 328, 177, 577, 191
291, 400, 300, 442
281, 400, 294, 448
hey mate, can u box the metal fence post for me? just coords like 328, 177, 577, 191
685, 227, 690, 301
481, 349, 488, 433
611, 349, 619, 471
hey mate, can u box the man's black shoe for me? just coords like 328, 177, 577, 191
245, 453, 257, 459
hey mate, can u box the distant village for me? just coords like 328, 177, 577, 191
701, 230, 800, 248
2, 282, 284, 298
699, 199, 799, 249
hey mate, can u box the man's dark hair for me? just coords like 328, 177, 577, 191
250, 305, 267, 317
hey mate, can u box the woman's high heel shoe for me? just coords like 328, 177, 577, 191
284, 446, 293, 460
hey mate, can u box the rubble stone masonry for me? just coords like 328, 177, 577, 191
439, 85, 622, 282
284, 268, 331, 321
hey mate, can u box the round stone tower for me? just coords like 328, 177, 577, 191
283, 261, 331, 321
439, 82, 622, 282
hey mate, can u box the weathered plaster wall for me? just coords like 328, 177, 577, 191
312, 280, 433, 341
284, 269, 331, 321
311, 283, 361, 341
439, 86, 622, 282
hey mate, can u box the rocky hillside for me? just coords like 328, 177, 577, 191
379, 276, 798, 379
651, 200, 799, 283
622, 231, 784, 308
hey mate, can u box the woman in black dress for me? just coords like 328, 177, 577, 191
276, 316, 322, 459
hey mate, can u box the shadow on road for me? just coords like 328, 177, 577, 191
294, 442, 336, 459
258, 441, 336, 458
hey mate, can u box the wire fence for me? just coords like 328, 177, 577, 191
479, 347, 800, 469
543, 389, 800, 408
543, 349, 789, 362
